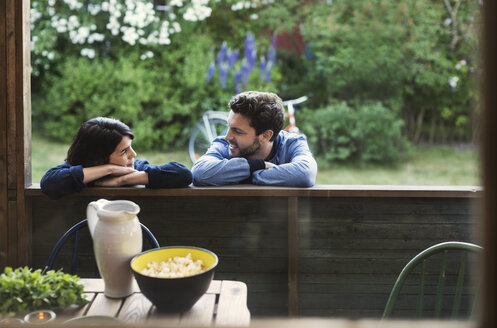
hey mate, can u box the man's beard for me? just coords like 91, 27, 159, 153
230, 137, 261, 159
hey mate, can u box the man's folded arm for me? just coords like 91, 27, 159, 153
192, 139, 255, 186
252, 142, 317, 187
192, 156, 252, 186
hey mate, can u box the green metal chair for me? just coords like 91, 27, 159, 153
382, 241, 482, 319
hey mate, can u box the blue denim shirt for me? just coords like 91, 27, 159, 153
192, 131, 317, 187
40, 159, 192, 199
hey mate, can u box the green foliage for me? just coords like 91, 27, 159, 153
0, 267, 87, 319
33, 26, 282, 150
36, 55, 181, 150
301, 102, 410, 163
299, 0, 481, 143
30, 0, 481, 162
355, 103, 411, 162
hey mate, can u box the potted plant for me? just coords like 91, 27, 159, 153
0, 266, 88, 320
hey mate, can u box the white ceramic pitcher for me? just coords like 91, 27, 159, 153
87, 199, 142, 298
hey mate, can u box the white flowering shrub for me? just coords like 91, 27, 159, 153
30, 0, 213, 76
30, 0, 292, 150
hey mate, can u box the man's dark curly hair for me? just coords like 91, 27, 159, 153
228, 91, 285, 142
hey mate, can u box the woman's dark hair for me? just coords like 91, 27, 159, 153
229, 91, 284, 142
66, 117, 134, 167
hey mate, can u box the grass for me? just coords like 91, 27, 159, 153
31, 134, 481, 186
315, 145, 481, 185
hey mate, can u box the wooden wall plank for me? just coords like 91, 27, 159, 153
0, 0, 28, 269
288, 197, 298, 316
17, 0, 31, 265
22, 0, 31, 187
0, 0, 8, 269
7, 201, 17, 267
482, 1, 497, 327
28, 195, 478, 318
6, 0, 17, 190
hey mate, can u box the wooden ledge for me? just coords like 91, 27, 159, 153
25, 183, 482, 198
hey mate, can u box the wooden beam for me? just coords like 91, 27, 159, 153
0, 0, 8, 269
0, 0, 29, 268
25, 184, 482, 199
6, 0, 17, 190
288, 196, 298, 316
481, 0, 497, 327
18, 0, 31, 267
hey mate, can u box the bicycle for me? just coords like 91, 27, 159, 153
281, 95, 308, 134
188, 110, 229, 164
188, 95, 309, 164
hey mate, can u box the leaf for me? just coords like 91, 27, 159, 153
0, 267, 88, 316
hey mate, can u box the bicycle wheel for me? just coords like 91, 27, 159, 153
188, 116, 228, 163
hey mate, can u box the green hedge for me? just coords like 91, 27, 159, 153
33, 30, 279, 151
301, 102, 411, 163
30, 0, 480, 161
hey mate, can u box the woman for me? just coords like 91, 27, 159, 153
41, 117, 192, 199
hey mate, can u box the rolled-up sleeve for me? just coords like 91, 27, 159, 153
192, 138, 254, 186
135, 160, 192, 188
252, 136, 317, 187
40, 163, 86, 199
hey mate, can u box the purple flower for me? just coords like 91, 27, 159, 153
265, 61, 273, 83
234, 69, 243, 94
216, 42, 227, 67
227, 49, 239, 70
219, 63, 227, 89
267, 34, 277, 64
243, 34, 252, 60
208, 32, 276, 92
241, 59, 251, 84
259, 56, 267, 81
244, 32, 257, 69
206, 62, 215, 83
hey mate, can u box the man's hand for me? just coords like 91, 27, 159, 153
265, 161, 276, 169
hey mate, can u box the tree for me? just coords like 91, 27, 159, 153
300, 0, 481, 143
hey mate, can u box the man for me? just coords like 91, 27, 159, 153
192, 91, 317, 187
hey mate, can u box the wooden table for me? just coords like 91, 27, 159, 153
71, 278, 250, 326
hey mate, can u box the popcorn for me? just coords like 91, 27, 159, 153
140, 253, 205, 278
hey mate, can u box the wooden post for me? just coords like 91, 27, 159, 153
0, 0, 31, 269
481, 1, 497, 327
288, 196, 298, 316
0, 0, 8, 269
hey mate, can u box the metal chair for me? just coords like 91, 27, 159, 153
382, 241, 482, 319
46, 219, 160, 276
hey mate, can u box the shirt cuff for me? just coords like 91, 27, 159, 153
247, 159, 265, 173
70, 165, 87, 190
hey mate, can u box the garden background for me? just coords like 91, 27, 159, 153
30, 0, 482, 185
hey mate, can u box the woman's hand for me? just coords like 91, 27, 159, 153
94, 171, 149, 187
82, 164, 135, 183
108, 165, 137, 176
